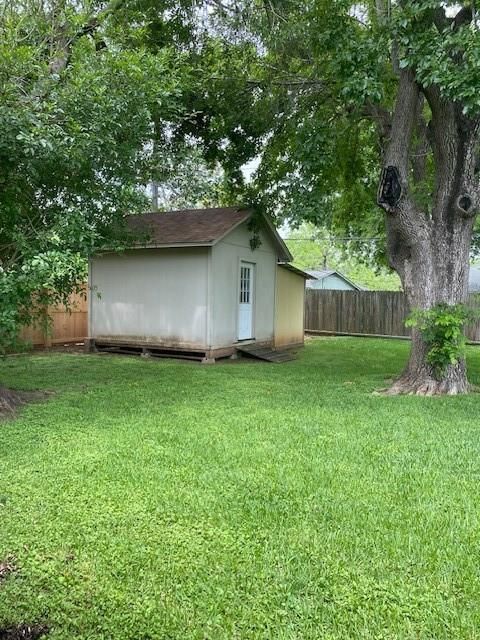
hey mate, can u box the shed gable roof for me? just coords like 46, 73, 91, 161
127, 207, 250, 246
126, 207, 292, 262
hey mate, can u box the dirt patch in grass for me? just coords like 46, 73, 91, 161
0, 557, 17, 583
0, 387, 52, 420
0, 624, 49, 639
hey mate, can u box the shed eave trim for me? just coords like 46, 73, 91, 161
93, 241, 215, 255
278, 263, 314, 279
210, 210, 293, 262
134, 241, 214, 249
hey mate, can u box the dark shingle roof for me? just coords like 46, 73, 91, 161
126, 207, 251, 246
124, 206, 292, 262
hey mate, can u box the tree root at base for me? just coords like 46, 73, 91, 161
0, 388, 27, 415
381, 374, 471, 396
0, 387, 51, 418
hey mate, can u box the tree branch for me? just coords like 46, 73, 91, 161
411, 95, 430, 184
453, 6, 473, 30
362, 102, 392, 153
422, 84, 480, 222
48, 0, 126, 76
431, 7, 449, 32
381, 70, 421, 185
377, 69, 432, 274
262, 0, 288, 25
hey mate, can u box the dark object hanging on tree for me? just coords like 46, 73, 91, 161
378, 166, 402, 212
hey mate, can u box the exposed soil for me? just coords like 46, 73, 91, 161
42, 343, 85, 355
7, 342, 85, 357
0, 624, 49, 639
0, 388, 28, 416
0, 388, 52, 420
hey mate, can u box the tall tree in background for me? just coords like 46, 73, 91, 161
374, 2, 480, 394
193, 1, 480, 394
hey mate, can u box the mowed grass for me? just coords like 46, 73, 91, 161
1, 338, 480, 639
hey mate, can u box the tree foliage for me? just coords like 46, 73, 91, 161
406, 303, 479, 378
163, 1, 480, 261
286, 223, 401, 290
0, 0, 185, 351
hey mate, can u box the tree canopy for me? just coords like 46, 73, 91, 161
0, 0, 188, 351
172, 2, 480, 246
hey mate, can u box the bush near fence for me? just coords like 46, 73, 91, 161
305, 290, 480, 342
19, 290, 88, 348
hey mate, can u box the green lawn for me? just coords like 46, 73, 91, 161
1, 338, 480, 639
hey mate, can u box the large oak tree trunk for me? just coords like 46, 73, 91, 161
377, 70, 479, 395
391, 331, 469, 395
388, 229, 472, 395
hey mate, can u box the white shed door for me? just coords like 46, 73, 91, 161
238, 262, 254, 340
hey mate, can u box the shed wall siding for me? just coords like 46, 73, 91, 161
210, 223, 277, 348
90, 248, 208, 348
274, 267, 305, 347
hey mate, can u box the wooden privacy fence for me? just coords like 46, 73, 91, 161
305, 289, 480, 342
19, 291, 88, 347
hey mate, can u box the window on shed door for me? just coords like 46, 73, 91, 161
240, 265, 251, 303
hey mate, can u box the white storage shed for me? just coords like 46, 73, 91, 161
87, 207, 309, 361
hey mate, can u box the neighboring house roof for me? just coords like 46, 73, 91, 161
469, 267, 480, 292
305, 268, 363, 290
126, 207, 292, 262
278, 263, 314, 279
